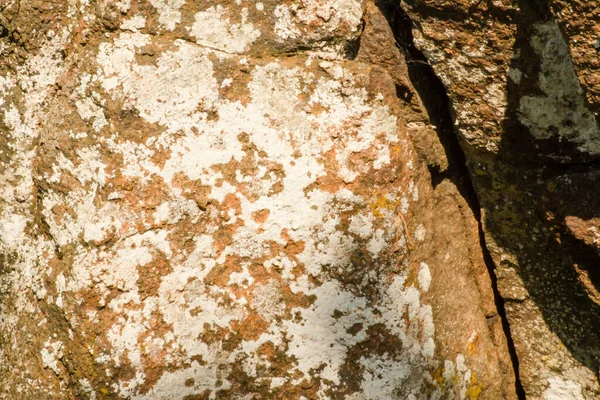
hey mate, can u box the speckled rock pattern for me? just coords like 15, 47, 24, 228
402, 0, 600, 398
0, 0, 517, 399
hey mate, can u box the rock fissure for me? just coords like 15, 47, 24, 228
374, 1, 525, 398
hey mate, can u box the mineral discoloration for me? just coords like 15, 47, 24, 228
0, 0, 514, 398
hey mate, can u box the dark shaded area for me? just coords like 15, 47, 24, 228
377, 2, 600, 394
390, 0, 600, 394
346, 19, 366, 60
374, 0, 478, 210
374, 1, 525, 398
489, 0, 600, 377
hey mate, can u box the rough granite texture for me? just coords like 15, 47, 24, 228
0, 0, 516, 399
402, 0, 600, 398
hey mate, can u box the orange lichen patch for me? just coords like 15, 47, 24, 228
281, 286, 316, 314
279, 228, 291, 243
245, 260, 273, 282
188, 306, 203, 317
304, 147, 344, 194
74, 314, 139, 382
148, 145, 172, 171
74, 288, 114, 319
215, 133, 287, 199
257, 341, 277, 359
118, 175, 170, 213
212, 224, 238, 255
266, 243, 303, 265
200, 325, 233, 348
252, 209, 270, 224
183, 391, 212, 400
172, 173, 213, 210
49, 203, 70, 225
209, 58, 254, 106
137, 253, 173, 299
107, 172, 139, 193
135, 313, 180, 393
309, 101, 327, 116
279, 229, 306, 256
204, 255, 243, 287
230, 314, 269, 341
221, 193, 243, 216
229, 260, 314, 317
58, 170, 85, 193
106, 104, 166, 143
165, 225, 203, 256
346, 145, 376, 175
309, 173, 345, 195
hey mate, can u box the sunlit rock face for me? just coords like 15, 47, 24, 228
0, 0, 515, 398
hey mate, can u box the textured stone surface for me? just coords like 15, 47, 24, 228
0, 0, 515, 399
402, 0, 600, 398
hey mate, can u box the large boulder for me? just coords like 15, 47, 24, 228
0, 0, 515, 398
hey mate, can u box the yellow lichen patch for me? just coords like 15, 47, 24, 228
369, 193, 399, 218
466, 332, 479, 356
467, 341, 477, 356
465, 373, 483, 400
431, 366, 445, 387
403, 267, 418, 289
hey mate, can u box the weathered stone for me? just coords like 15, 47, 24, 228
402, 0, 600, 397
0, 0, 519, 399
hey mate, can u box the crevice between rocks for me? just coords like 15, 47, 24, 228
373, 1, 525, 398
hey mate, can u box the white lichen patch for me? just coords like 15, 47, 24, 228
519, 22, 600, 155
190, 6, 261, 54
0, 30, 76, 393
284, 282, 371, 384
273, 0, 363, 43
418, 262, 431, 292
97, 34, 220, 132
359, 355, 412, 399
120, 15, 146, 32
41, 339, 64, 375
543, 377, 585, 400
73, 74, 107, 132
148, 0, 186, 30
349, 212, 375, 239
0, 214, 27, 251
414, 224, 426, 242
153, 198, 201, 225
78, 378, 97, 400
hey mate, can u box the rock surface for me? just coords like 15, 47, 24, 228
7, 0, 590, 398
402, 0, 600, 398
